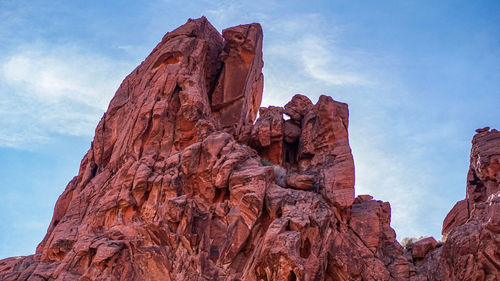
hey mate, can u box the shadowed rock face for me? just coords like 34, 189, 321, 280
0, 17, 498, 281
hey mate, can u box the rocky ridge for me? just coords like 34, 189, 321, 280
0, 17, 498, 281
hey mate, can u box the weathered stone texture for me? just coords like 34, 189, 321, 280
1, 17, 498, 281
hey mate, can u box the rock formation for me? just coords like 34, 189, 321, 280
409, 127, 500, 280
0, 17, 498, 281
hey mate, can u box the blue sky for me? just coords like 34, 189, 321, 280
0, 0, 499, 259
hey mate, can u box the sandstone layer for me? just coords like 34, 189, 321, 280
1, 18, 499, 281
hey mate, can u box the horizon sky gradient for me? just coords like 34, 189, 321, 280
1, 0, 499, 259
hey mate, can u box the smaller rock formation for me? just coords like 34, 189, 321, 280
411, 237, 437, 259
411, 127, 500, 281
249, 106, 284, 166
246, 94, 355, 209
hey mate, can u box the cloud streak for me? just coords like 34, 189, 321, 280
260, 13, 370, 110
298, 35, 365, 86
0, 43, 133, 148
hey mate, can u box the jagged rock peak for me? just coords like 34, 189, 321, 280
0, 17, 499, 281
0, 17, 360, 281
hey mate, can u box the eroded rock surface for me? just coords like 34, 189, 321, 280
1, 17, 499, 281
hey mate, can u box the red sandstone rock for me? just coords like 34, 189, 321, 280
283, 94, 313, 122
283, 119, 301, 143
285, 173, 316, 190
297, 95, 355, 208
250, 106, 284, 166
441, 199, 468, 236
413, 128, 500, 280
411, 237, 437, 259
211, 23, 264, 131
1, 17, 499, 281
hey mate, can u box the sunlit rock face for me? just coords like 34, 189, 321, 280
0, 17, 498, 281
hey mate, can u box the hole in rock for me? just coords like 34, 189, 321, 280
300, 237, 311, 258
90, 163, 98, 179
88, 247, 97, 259
276, 207, 282, 219
214, 188, 230, 203
284, 140, 299, 168
170, 221, 179, 232
287, 271, 297, 281
209, 245, 220, 261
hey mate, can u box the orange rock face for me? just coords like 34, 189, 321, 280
1, 17, 499, 281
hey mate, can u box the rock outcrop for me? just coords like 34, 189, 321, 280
410, 128, 500, 281
0, 17, 498, 281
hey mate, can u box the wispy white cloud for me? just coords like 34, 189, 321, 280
260, 13, 370, 111
298, 35, 364, 85
203, 0, 276, 29
262, 14, 368, 109
265, 36, 364, 87
2, 45, 128, 109
0, 43, 132, 148
205, 1, 242, 25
